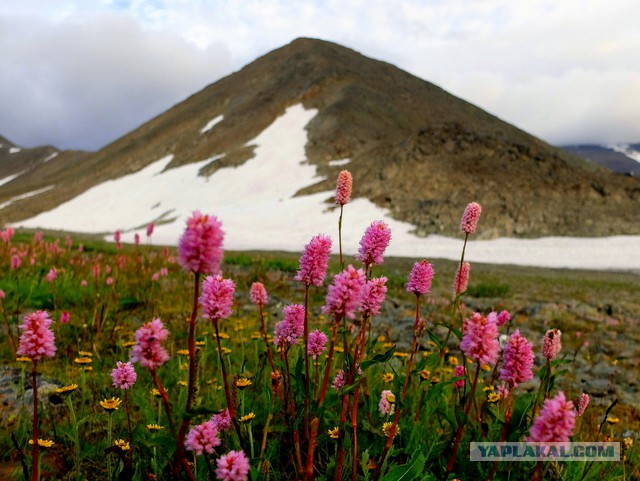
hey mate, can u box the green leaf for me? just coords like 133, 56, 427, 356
361, 345, 396, 370
380, 452, 426, 481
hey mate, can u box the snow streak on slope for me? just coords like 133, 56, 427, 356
14, 105, 640, 271
608, 143, 640, 163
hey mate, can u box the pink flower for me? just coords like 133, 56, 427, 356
151, 273, 160, 282
335, 170, 353, 205
146, 223, 154, 237
134, 233, 140, 246
356, 221, 391, 267
111, 361, 137, 390
60, 311, 70, 324
406, 260, 435, 296
307, 329, 328, 359
249, 282, 268, 306
211, 409, 232, 432
10, 255, 21, 270
453, 262, 470, 295
378, 390, 395, 415
361, 277, 387, 317
33, 231, 43, 243
542, 328, 562, 361
576, 393, 590, 416
130, 318, 170, 369
274, 304, 305, 347
460, 202, 482, 235
65, 235, 72, 248
454, 365, 466, 388
460, 312, 500, 366
322, 265, 366, 319
499, 330, 535, 388
105, 277, 114, 286
527, 392, 576, 442
496, 310, 510, 327
216, 450, 250, 481
200, 274, 235, 321
185, 420, 221, 455
294, 234, 332, 287
80, 280, 88, 288
159, 267, 168, 277
77, 244, 84, 253
114, 231, 121, 243
332, 369, 346, 390
0, 290, 5, 299
178, 211, 224, 274
45, 268, 57, 283
17, 311, 56, 361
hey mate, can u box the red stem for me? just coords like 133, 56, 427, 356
31, 362, 39, 481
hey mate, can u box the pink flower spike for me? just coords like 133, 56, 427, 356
406, 260, 435, 296
17, 310, 56, 361
250, 282, 268, 306
45, 268, 57, 283
295, 234, 332, 287
499, 330, 535, 388
178, 211, 224, 274
114, 231, 121, 243
211, 409, 232, 432
496, 310, 511, 327
453, 262, 470, 295
60, 311, 70, 324
130, 318, 170, 369
185, 420, 221, 455
356, 221, 391, 267
460, 202, 482, 235
378, 390, 395, 415
527, 392, 576, 442
146, 223, 154, 237
134, 233, 140, 246
454, 365, 466, 388
332, 369, 346, 390
111, 361, 137, 390
335, 170, 353, 205
307, 329, 328, 359
460, 312, 500, 366
0, 290, 5, 299
542, 328, 562, 361
577, 393, 590, 416
200, 274, 235, 321
216, 450, 250, 481
11, 255, 21, 270
361, 277, 388, 318
274, 304, 305, 348
322, 265, 366, 319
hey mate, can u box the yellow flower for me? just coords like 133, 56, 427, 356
421, 351, 432, 357
418, 370, 431, 380
235, 378, 252, 389
195, 341, 206, 347
382, 422, 399, 438
55, 384, 78, 395
480, 364, 492, 372
430, 376, 440, 385
240, 412, 255, 423
487, 392, 502, 403
150, 388, 162, 398
73, 357, 92, 365
29, 439, 55, 448
393, 352, 409, 358
251, 331, 262, 339
147, 424, 164, 432
122, 341, 135, 348
382, 342, 394, 349
16, 356, 31, 362
448, 356, 459, 366
327, 427, 340, 439
381, 373, 394, 383
385, 392, 396, 403
177, 349, 189, 356
606, 416, 620, 424
482, 386, 495, 392
467, 358, 474, 364
334, 346, 344, 353
114, 439, 130, 451
427, 340, 437, 347
100, 397, 122, 412
78, 351, 93, 357
83, 366, 93, 372
216, 332, 231, 340
377, 335, 387, 342
221, 347, 232, 355
178, 380, 188, 387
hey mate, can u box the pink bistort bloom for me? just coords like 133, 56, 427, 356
460, 202, 482, 235
406, 260, 435, 296
335, 170, 353, 205
249, 282, 268, 306
17, 311, 56, 361
322, 265, 366, 319
178, 211, 224, 274
454, 365, 466, 388
453, 262, 470, 295
200, 274, 235, 321
45, 268, 57, 283
130, 318, 170, 369
185, 420, 221, 455
134, 233, 140, 246
307, 329, 328, 359
361, 277, 388, 317
11, 255, 21, 270
356, 220, 391, 267
332, 369, 346, 390
527, 392, 576, 442
274, 304, 305, 348
294, 234, 332, 287
60, 311, 70, 324
211, 409, 232, 432
460, 312, 500, 366
111, 361, 137, 390
496, 310, 511, 327
378, 390, 396, 415
146, 222, 154, 237
499, 330, 535, 388
216, 450, 250, 481
542, 328, 562, 361
114, 230, 121, 243
577, 393, 590, 416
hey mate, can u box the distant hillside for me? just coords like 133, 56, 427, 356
562, 143, 640, 176
1, 37, 639, 239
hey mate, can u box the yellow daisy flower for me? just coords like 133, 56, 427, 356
100, 397, 122, 412
55, 384, 78, 395
327, 427, 340, 439
114, 439, 130, 451
240, 413, 256, 423
382, 422, 399, 438
235, 378, 252, 389
29, 439, 55, 448
73, 357, 92, 365
147, 424, 164, 432
487, 392, 502, 403
381, 373, 394, 383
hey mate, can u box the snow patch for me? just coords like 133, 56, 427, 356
43, 152, 59, 163
0, 171, 25, 188
328, 159, 351, 167
0, 186, 54, 210
608, 143, 640, 163
200, 115, 224, 134
9, 147, 21, 154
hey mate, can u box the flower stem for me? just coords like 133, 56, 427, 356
31, 361, 39, 481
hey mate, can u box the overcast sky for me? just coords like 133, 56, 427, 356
1, 0, 639, 151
